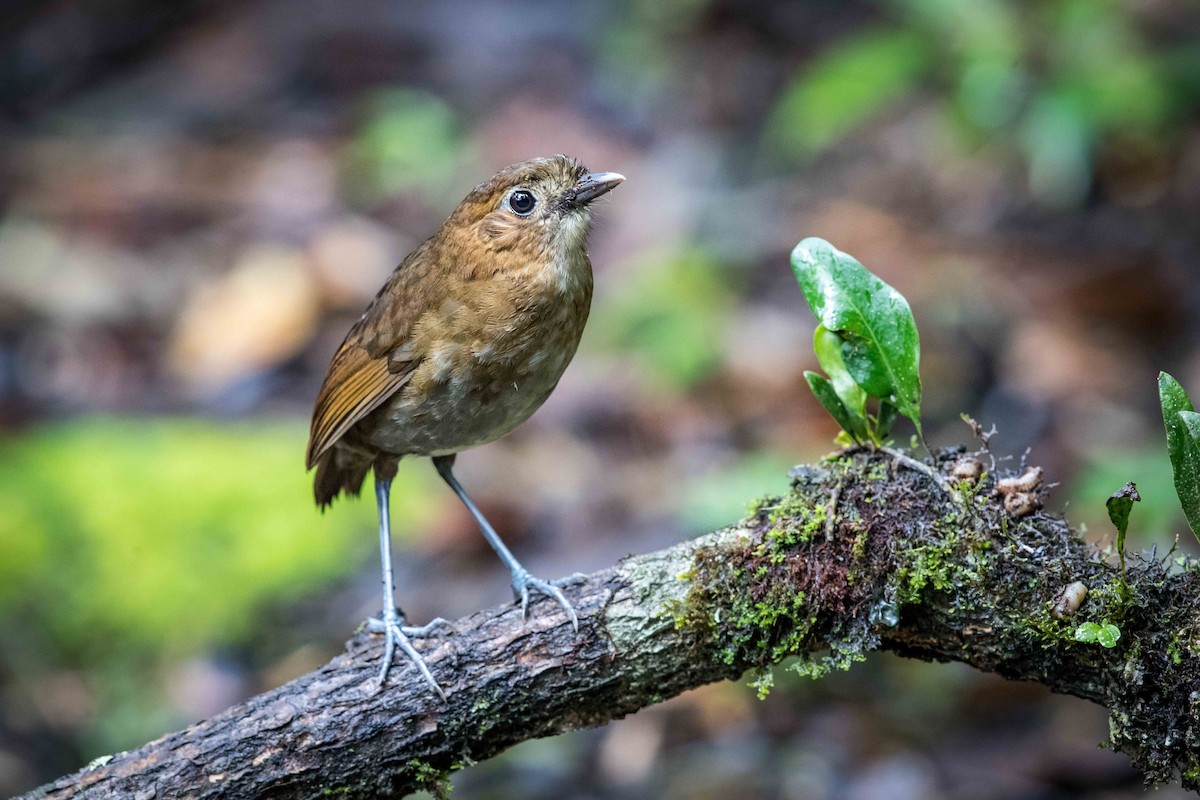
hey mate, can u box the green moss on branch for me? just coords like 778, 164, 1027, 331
672, 450, 1200, 791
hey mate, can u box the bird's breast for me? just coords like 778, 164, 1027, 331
362, 254, 592, 457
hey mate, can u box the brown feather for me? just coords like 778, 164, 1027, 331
305, 240, 446, 469
305, 346, 416, 468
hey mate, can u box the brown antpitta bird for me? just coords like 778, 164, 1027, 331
306, 155, 624, 697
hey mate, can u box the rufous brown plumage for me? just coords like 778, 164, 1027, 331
305, 155, 624, 694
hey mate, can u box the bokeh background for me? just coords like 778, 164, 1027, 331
2, 0, 1199, 797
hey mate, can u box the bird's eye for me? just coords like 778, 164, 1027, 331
508, 190, 536, 216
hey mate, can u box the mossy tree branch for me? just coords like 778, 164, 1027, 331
20, 451, 1200, 799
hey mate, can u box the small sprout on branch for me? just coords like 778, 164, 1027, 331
1106, 482, 1140, 575
792, 237, 922, 446
961, 414, 996, 449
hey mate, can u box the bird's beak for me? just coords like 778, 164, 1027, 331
568, 171, 625, 206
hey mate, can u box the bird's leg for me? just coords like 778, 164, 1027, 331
433, 454, 579, 631
366, 462, 446, 699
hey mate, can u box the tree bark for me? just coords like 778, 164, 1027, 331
19, 450, 1200, 799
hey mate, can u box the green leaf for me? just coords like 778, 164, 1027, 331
791, 238, 923, 436
876, 401, 899, 440
804, 371, 867, 443
1105, 481, 1140, 571
346, 89, 469, 204
1074, 622, 1101, 643
766, 29, 932, 158
1160, 372, 1200, 541
1075, 621, 1121, 648
1096, 623, 1121, 648
813, 324, 868, 421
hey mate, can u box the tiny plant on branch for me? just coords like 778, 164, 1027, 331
1159, 371, 1200, 546
791, 237, 922, 446
1106, 481, 1139, 577
1074, 621, 1122, 649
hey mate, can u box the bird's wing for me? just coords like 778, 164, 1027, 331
305, 242, 443, 468
304, 343, 417, 468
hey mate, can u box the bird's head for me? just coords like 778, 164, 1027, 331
447, 155, 624, 259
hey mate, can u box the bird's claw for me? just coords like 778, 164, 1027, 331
366, 615, 453, 638
512, 569, 579, 632
368, 611, 446, 701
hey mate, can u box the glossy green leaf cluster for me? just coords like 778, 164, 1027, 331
791, 237, 922, 444
1158, 372, 1200, 544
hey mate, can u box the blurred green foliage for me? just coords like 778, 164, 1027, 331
683, 452, 797, 533
0, 419, 437, 751
599, 0, 711, 102
0, 419, 435, 661
588, 248, 736, 389
768, 29, 932, 157
768, 0, 1197, 206
343, 88, 473, 206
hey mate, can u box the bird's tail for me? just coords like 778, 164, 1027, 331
312, 445, 373, 509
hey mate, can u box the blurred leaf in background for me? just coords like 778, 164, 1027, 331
588, 248, 738, 390
0, 419, 437, 654
342, 88, 474, 207
598, 0, 712, 107
767, 28, 932, 158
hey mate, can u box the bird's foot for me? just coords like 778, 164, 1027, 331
552, 572, 588, 588
512, 568, 579, 632
366, 615, 453, 638
366, 609, 446, 700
